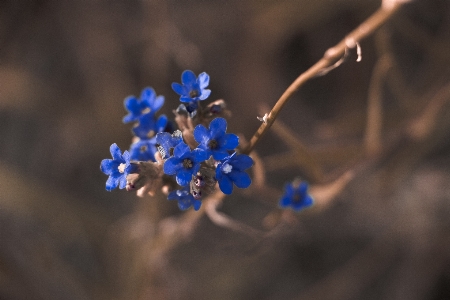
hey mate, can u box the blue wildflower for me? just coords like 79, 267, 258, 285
100, 143, 136, 191
163, 142, 208, 186
193, 117, 239, 160
156, 130, 183, 159
279, 181, 313, 211
171, 70, 211, 103
167, 187, 202, 211
129, 138, 157, 161
123, 87, 164, 124
215, 152, 253, 195
133, 114, 168, 140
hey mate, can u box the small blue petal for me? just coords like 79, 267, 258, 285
110, 143, 123, 161
105, 176, 119, 192
172, 83, 186, 96
193, 124, 210, 145
140, 87, 155, 105
191, 148, 208, 163
118, 176, 127, 189
232, 154, 253, 170
178, 201, 190, 210
174, 142, 190, 159
123, 97, 141, 123
198, 72, 210, 89
152, 95, 165, 113
155, 115, 168, 132
176, 170, 193, 186
193, 200, 202, 211
100, 159, 114, 175
221, 133, 239, 150
211, 151, 229, 161
163, 157, 181, 175
122, 150, 130, 162
279, 196, 291, 207
229, 171, 251, 189
215, 165, 223, 180
218, 176, 233, 195
304, 195, 314, 206
180, 96, 194, 103
298, 182, 308, 194
285, 184, 294, 196
199, 89, 211, 100
209, 117, 227, 139
182, 70, 196, 85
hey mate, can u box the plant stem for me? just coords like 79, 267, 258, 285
243, 1, 407, 155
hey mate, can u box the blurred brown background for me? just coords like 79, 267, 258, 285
1, 0, 450, 299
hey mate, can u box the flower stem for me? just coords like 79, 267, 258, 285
243, 1, 407, 155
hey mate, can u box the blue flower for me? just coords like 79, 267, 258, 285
167, 187, 202, 211
193, 117, 239, 160
175, 103, 199, 118
123, 87, 164, 124
129, 138, 157, 161
132, 114, 168, 140
215, 153, 253, 195
156, 130, 183, 159
100, 143, 136, 191
279, 181, 313, 211
171, 70, 211, 103
163, 142, 208, 186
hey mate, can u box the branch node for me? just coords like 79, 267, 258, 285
317, 47, 349, 76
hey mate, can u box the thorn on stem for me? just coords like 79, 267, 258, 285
257, 113, 269, 123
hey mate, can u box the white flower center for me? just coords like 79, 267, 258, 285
118, 163, 126, 173
222, 163, 232, 174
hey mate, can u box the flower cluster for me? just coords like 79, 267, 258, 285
100, 70, 253, 211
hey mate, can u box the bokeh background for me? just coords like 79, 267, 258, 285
1, 0, 450, 299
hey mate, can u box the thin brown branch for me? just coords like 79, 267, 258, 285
204, 191, 265, 237
249, 150, 266, 188
310, 170, 355, 208
408, 83, 450, 141
243, 1, 408, 155
364, 55, 392, 155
